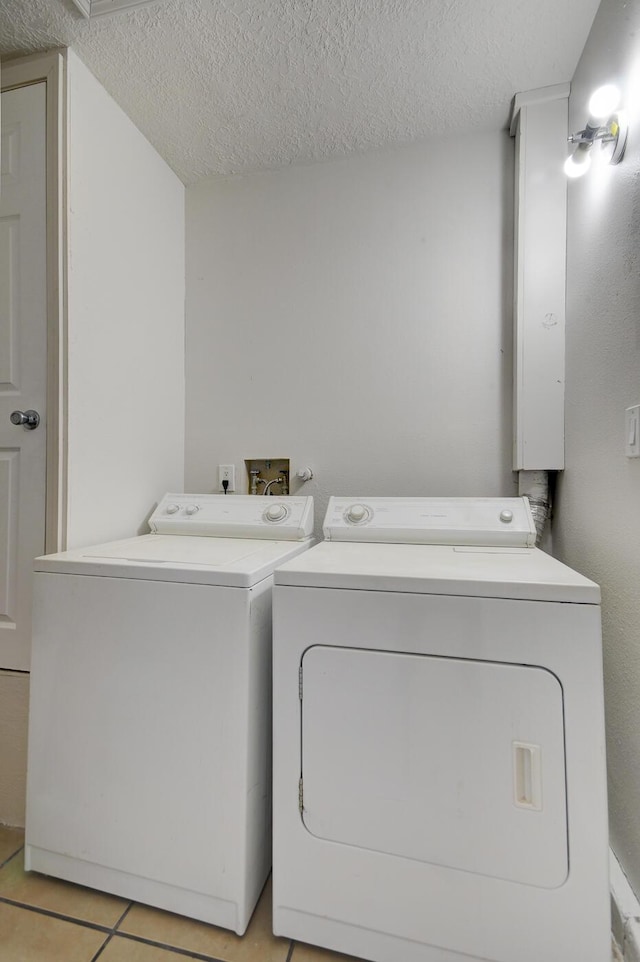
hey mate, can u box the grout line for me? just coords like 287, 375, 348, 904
0, 894, 112, 933
88, 932, 115, 962
113, 900, 134, 930
0, 890, 226, 961
0, 841, 24, 872
89, 901, 136, 962
108, 929, 233, 961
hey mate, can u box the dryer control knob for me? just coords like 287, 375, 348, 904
185, 504, 199, 515
264, 503, 288, 522
345, 503, 370, 524
500, 509, 514, 523
166, 503, 180, 515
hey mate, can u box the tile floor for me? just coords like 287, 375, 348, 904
0, 826, 358, 962
0, 826, 622, 962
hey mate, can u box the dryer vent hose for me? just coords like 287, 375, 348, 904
527, 497, 551, 545
518, 470, 551, 546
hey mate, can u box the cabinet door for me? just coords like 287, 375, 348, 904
301, 645, 567, 888
513, 93, 568, 470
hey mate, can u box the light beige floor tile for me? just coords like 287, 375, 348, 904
120, 879, 290, 961
98, 937, 205, 962
0, 901, 107, 962
0, 824, 24, 864
0, 851, 130, 926
290, 942, 365, 962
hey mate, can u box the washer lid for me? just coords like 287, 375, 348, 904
274, 541, 600, 603
34, 534, 314, 587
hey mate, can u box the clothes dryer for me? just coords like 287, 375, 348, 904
272, 497, 609, 962
26, 493, 313, 934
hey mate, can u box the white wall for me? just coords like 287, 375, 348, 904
0, 50, 186, 828
554, 0, 640, 897
185, 132, 515, 534
65, 50, 185, 548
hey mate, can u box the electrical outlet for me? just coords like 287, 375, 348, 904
218, 464, 235, 491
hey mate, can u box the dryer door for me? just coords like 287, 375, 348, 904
300, 645, 568, 889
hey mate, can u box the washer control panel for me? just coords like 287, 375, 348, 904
324, 497, 536, 547
149, 493, 313, 541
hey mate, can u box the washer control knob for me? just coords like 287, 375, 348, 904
500, 509, 514, 524
345, 503, 370, 524
185, 504, 199, 515
264, 503, 288, 522
166, 503, 180, 515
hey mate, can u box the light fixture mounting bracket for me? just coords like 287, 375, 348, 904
607, 112, 629, 165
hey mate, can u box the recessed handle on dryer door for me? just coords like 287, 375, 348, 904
10, 409, 40, 430
513, 741, 543, 811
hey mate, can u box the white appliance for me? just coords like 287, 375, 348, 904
25, 493, 314, 935
272, 497, 609, 962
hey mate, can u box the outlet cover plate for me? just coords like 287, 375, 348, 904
218, 464, 236, 491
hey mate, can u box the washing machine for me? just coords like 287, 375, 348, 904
272, 496, 609, 962
25, 492, 313, 935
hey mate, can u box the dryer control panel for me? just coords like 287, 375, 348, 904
149, 493, 314, 541
323, 497, 536, 547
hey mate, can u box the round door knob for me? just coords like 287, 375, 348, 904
345, 503, 369, 524
185, 504, 199, 515
265, 503, 287, 522
500, 509, 514, 523
10, 409, 40, 430
166, 503, 180, 515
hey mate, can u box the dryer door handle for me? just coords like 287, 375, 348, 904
513, 742, 542, 811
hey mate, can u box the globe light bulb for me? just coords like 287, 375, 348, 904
588, 84, 620, 120
564, 148, 592, 178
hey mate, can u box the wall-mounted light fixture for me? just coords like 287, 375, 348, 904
564, 84, 628, 178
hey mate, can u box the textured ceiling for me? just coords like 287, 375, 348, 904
0, 0, 600, 184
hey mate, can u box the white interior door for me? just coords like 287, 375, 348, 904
0, 82, 47, 670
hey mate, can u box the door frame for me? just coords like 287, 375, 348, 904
2, 50, 67, 553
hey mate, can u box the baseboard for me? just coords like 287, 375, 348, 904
611, 849, 640, 961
